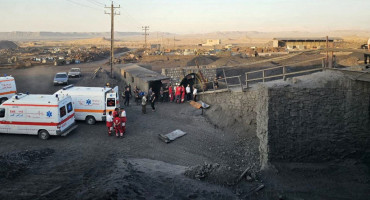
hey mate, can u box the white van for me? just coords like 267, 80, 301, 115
54, 85, 119, 124
0, 76, 17, 104
0, 93, 77, 139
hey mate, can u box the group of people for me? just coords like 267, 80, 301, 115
169, 84, 198, 103
106, 107, 126, 138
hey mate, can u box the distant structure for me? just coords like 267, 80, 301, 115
150, 44, 161, 50
272, 37, 340, 49
116, 64, 170, 95
202, 39, 221, 47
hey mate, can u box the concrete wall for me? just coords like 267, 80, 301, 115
162, 66, 217, 84
199, 89, 258, 133
199, 70, 370, 170
258, 74, 370, 167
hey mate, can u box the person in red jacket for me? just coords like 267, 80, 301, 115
181, 85, 185, 103
175, 85, 181, 103
113, 114, 123, 138
168, 84, 174, 102
113, 108, 119, 120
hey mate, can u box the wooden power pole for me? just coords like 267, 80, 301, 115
142, 26, 149, 49
105, 2, 120, 78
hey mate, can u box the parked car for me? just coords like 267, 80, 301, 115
54, 72, 69, 85
68, 68, 81, 78
361, 44, 368, 49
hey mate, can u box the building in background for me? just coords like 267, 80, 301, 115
272, 37, 341, 49
202, 39, 221, 47
115, 64, 170, 96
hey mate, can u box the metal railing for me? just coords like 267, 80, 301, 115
195, 71, 243, 94
245, 66, 323, 88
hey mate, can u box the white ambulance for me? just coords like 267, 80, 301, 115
0, 76, 17, 104
54, 85, 119, 124
0, 93, 77, 140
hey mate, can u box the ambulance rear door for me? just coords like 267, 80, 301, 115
105, 87, 118, 116
0, 106, 9, 133
58, 98, 75, 133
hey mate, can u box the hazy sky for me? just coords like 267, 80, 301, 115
0, 0, 369, 33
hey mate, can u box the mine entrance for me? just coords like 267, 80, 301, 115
149, 80, 162, 98
180, 73, 200, 91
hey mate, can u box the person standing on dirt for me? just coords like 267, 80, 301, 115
181, 85, 186, 103
148, 87, 153, 98
113, 113, 123, 138
142, 94, 147, 114
193, 86, 198, 102
113, 108, 119, 119
120, 108, 127, 135
175, 85, 181, 103
186, 84, 191, 101
168, 84, 174, 102
150, 92, 156, 111
124, 87, 130, 106
214, 77, 219, 89
159, 87, 164, 103
128, 84, 132, 98
106, 111, 113, 136
133, 86, 140, 105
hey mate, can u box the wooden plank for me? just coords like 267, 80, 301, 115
189, 100, 202, 109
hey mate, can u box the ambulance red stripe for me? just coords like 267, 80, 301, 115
0, 79, 14, 83
0, 113, 75, 126
0, 90, 17, 96
2, 104, 59, 107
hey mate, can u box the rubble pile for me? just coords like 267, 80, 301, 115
0, 148, 54, 180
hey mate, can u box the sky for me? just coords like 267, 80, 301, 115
0, 0, 369, 33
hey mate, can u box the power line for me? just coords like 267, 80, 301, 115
105, 1, 120, 78
65, 0, 102, 11
87, 0, 104, 6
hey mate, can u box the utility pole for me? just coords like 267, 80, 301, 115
173, 35, 176, 48
105, 2, 120, 78
142, 26, 149, 49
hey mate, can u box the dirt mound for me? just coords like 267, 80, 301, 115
338, 56, 359, 67
0, 148, 54, 180
184, 163, 240, 185
187, 56, 218, 66
0, 40, 18, 49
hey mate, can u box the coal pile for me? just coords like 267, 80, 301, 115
0, 40, 18, 50
0, 148, 54, 180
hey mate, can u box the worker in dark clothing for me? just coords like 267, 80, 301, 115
150, 92, 156, 111
124, 87, 130, 106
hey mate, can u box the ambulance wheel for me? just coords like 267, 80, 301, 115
86, 116, 96, 125
38, 130, 50, 140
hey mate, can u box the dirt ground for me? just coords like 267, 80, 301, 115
0, 55, 369, 200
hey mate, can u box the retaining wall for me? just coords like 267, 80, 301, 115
199, 70, 370, 169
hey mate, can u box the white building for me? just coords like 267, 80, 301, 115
202, 39, 221, 46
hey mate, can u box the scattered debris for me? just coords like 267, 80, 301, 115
41, 186, 62, 197
237, 167, 250, 183
158, 129, 187, 143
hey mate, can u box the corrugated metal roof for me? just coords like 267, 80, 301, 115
116, 64, 170, 82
